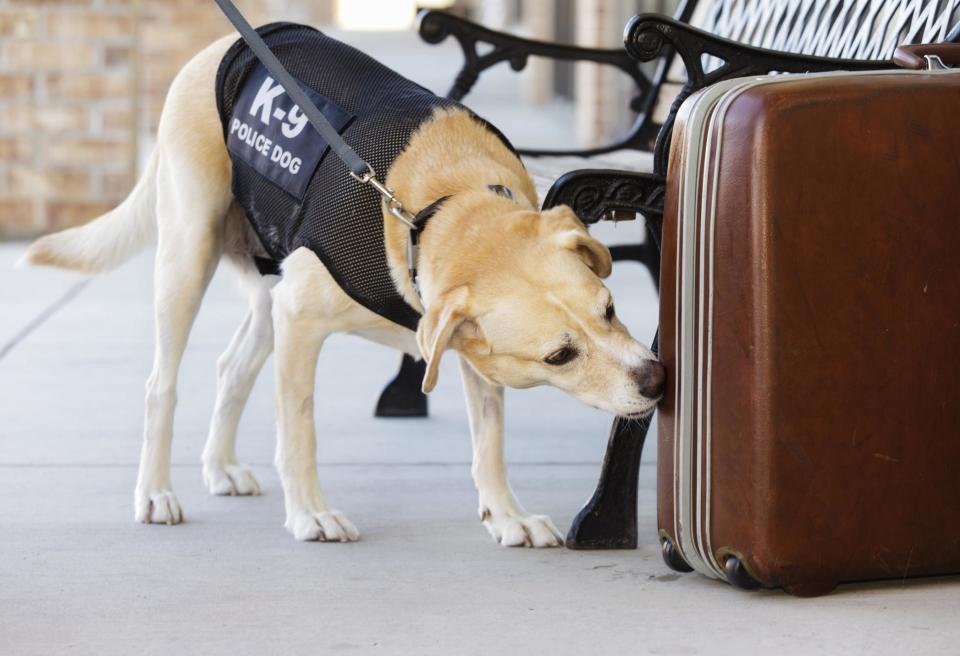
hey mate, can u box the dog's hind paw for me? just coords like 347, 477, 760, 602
134, 489, 183, 525
285, 509, 360, 542
203, 463, 261, 496
483, 512, 564, 548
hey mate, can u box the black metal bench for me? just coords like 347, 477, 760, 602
379, 0, 960, 551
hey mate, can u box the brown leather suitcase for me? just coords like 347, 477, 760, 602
657, 50, 960, 596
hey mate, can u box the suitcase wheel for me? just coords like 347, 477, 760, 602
660, 536, 694, 573
724, 555, 761, 591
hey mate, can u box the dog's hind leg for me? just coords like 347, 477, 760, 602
270, 248, 359, 542
202, 261, 274, 496
134, 147, 228, 524
458, 356, 564, 548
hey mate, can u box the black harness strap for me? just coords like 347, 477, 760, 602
410, 196, 451, 248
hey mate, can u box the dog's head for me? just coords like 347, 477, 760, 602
417, 204, 664, 417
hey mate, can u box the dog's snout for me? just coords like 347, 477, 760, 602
633, 359, 666, 399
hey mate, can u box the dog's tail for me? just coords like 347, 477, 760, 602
17, 148, 159, 274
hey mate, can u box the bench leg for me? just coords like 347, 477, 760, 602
374, 354, 428, 418
566, 330, 658, 549
565, 413, 650, 549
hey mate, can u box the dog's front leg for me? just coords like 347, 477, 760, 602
271, 274, 359, 543
458, 357, 563, 547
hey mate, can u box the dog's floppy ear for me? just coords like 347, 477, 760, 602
540, 206, 613, 278
555, 229, 613, 279
417, 286, 471, 393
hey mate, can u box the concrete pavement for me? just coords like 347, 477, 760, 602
2, 23, 958, 656
2, 242, 959, 656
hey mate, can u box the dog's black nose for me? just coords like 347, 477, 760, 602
633, 360, 666, 399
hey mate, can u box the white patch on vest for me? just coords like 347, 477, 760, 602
225, 63, 354, 199
281, 104, 309, 139
229, 118, 301, 173
250, 76, 286, 123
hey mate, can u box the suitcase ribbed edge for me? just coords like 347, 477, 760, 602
670, 76, 763, 581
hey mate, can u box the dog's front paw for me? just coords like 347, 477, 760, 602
285, 508, 360, 542
134, 488, 183, 525
481, 510, 564, 548
203, 462, 261, 496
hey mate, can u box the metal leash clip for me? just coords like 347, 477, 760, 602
350, 166, 417, 229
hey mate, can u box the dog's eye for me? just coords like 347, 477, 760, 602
544, 346, 578, 366
605, 303, 615, 322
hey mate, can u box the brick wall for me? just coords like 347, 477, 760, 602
139, 1, 274, 140
0, 0, 277, 239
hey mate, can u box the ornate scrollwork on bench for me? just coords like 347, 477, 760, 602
542, 169, 666, 228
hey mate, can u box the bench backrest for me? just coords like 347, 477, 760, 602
698, 0, 960, 60
651, 0, 960, 124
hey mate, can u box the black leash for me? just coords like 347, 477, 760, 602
213, 0, 371, 179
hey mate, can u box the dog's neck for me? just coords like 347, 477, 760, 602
383, 108, 538, 316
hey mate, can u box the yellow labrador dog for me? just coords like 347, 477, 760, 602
21, 30, 664, 548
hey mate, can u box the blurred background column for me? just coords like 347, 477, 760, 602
523, 0, 555, 106
574, 0, 678, 149
574, 0, 619, 148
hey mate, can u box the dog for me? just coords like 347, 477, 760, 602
19, 27, 664, 548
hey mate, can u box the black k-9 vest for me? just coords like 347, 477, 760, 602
215, 22, 516, 331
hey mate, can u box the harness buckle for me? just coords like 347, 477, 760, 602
387, 200, 417, 229
361, 174, 417, 229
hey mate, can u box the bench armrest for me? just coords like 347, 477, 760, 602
624, 14, 894, 173
542, 169, 665, 234
418, 10, 658, 155
420, 10, 650, 101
